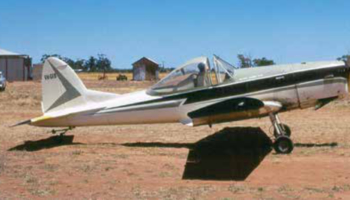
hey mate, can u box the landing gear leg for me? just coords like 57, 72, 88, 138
51, 127, 75, 143
269, 113, 294, 154
273, 114, 291, 137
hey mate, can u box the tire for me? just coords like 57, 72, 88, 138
274, 136, 294, 154
274, 123, 291, 137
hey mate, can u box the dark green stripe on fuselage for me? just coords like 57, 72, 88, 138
107, 65, 349, 111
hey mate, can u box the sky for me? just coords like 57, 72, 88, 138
0, 0, 350, 68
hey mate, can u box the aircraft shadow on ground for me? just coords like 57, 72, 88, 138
294, 142, 338, 147
8, 135, 80, 151
122, 142, 193, 148
8, 128, 338, 180
121, 127, 338, 181
182, 127, 272, 181
123, 127, 273, 181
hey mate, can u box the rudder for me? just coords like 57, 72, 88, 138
42, 57, 87, 113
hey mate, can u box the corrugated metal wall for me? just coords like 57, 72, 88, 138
133, 64, 146, 81
0, 59, 5, 76
0, 57, 26, 81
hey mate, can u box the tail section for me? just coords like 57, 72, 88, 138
42, 57, 88, 113
12, 57, 118, 127
41, 57, 118, 114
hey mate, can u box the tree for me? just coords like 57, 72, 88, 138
74, 59, 86, 71
237, 54, 252, 68
96, 54, 112, 72
40, 54, 63, 63
63, 58, 75, 68
253, 57, 275, 66
85, 56, 97, 72
237, 54, 275, 68
337, 54, 350, 63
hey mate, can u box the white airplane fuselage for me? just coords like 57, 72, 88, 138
17, 56, 349, 154
29, 59, 349, 128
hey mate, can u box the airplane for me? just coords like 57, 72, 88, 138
15, 55, 350, 154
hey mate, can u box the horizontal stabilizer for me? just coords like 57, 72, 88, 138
11, 119, 31, 127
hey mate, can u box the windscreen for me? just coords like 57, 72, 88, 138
148, 57, 211, 95
213, 55, 235, 84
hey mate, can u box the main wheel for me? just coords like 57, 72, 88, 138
274, 136, 294, 154
274, 123, 291, 137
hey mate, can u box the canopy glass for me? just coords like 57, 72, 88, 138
148, 56, 235, 95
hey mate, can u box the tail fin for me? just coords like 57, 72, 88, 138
42, 57, 88, 113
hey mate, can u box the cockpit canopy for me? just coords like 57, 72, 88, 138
148, 56, 236, 95
213, 55, 235, 84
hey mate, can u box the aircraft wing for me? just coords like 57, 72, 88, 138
181, 98, 282, 126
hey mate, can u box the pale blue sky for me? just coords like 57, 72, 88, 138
0, 0, 349, 68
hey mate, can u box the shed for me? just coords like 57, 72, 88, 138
132, 57, 159, 81
0, 48, 31, 81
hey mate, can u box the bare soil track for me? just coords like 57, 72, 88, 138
0, 81, 350, 199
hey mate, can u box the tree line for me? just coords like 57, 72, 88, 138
41, 54, 115, 72
236, 54, 275, 68
40, 53, 350, 72
40, 53, 277, 72
236, 54, 350, 68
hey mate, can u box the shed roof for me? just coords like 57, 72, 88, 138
0, 48, 27, 57
132, 57, 159, 67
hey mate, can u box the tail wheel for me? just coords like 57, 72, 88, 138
274, 123, 291, 137
274, 136, 294, 154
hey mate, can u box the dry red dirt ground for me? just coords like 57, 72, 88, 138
1, 81, 350, 199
